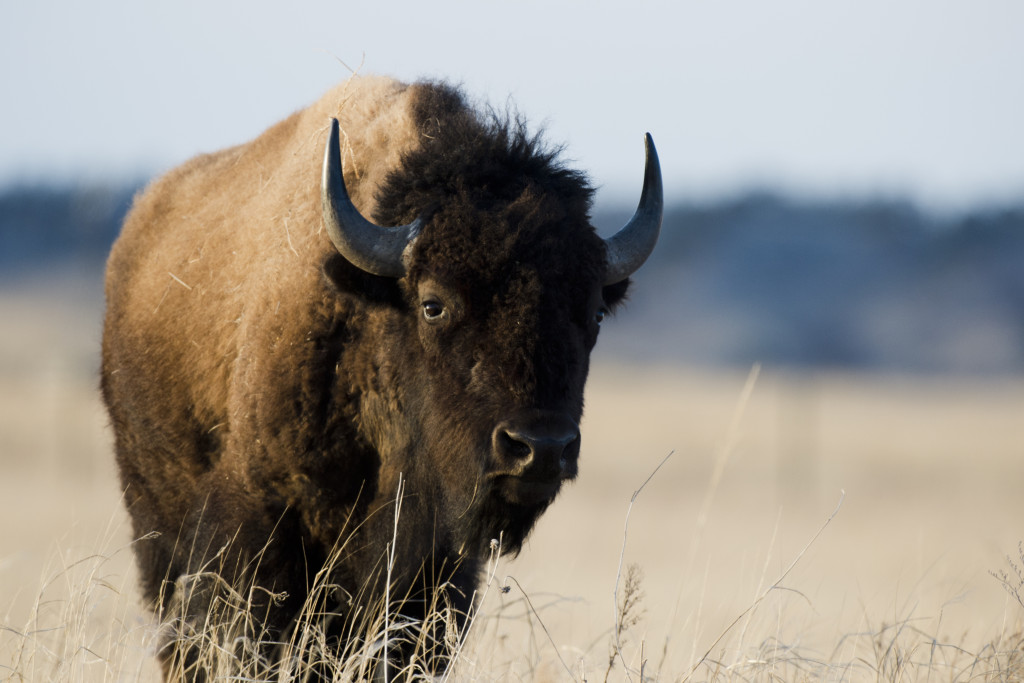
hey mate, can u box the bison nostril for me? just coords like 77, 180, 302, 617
498, 429, 534, 461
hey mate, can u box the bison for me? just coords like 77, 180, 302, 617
101, 75, 662, 679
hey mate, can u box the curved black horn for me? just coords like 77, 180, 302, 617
321, 118, 423, 277
603, 133, 663, 285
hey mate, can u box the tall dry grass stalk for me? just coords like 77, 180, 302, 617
0, 527, 156, 682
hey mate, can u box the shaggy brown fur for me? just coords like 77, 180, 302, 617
101, 75, 636, 679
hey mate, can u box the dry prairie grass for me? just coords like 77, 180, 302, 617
2, 289, 1023, 680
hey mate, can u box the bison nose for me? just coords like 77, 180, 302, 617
492, 415, 580, 479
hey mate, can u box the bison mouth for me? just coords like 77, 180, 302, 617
493, 474, 563, 507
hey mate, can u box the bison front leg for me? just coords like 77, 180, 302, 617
152, 473, 308, 682
363, 558, 481, 679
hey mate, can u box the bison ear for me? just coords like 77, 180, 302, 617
322, 253, 405, 308
602, 278, 631, 312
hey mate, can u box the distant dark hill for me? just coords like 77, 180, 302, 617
2, 184, 1022, 374
0, 184, 138, 277
597, 194, 1024, 374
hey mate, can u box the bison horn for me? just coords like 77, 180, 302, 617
321, 118, 424, 278
603, 133, 663, 285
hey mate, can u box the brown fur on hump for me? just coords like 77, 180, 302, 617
103, 76, 421, 460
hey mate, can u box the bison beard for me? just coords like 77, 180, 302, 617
101, 76, 661, 681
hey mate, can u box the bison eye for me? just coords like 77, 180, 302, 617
422, 300, 446, 322
594, 307, 608, 325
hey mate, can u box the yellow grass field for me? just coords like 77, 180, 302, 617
2, 287, 1023, 681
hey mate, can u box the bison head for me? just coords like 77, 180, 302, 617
320, 110, 661, 558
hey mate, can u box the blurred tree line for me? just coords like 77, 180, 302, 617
0, 184, 138, 275
2, 184, 1022, 374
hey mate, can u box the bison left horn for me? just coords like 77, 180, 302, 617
321, 118, 424, 278
602, 133, 663, 285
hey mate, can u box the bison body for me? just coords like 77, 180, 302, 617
101, 76, 661, 678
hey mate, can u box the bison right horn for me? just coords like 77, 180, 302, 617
321, 118, 424, 278
602, 133, 663, 285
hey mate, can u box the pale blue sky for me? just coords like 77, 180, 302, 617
3, 1, 1022, 211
